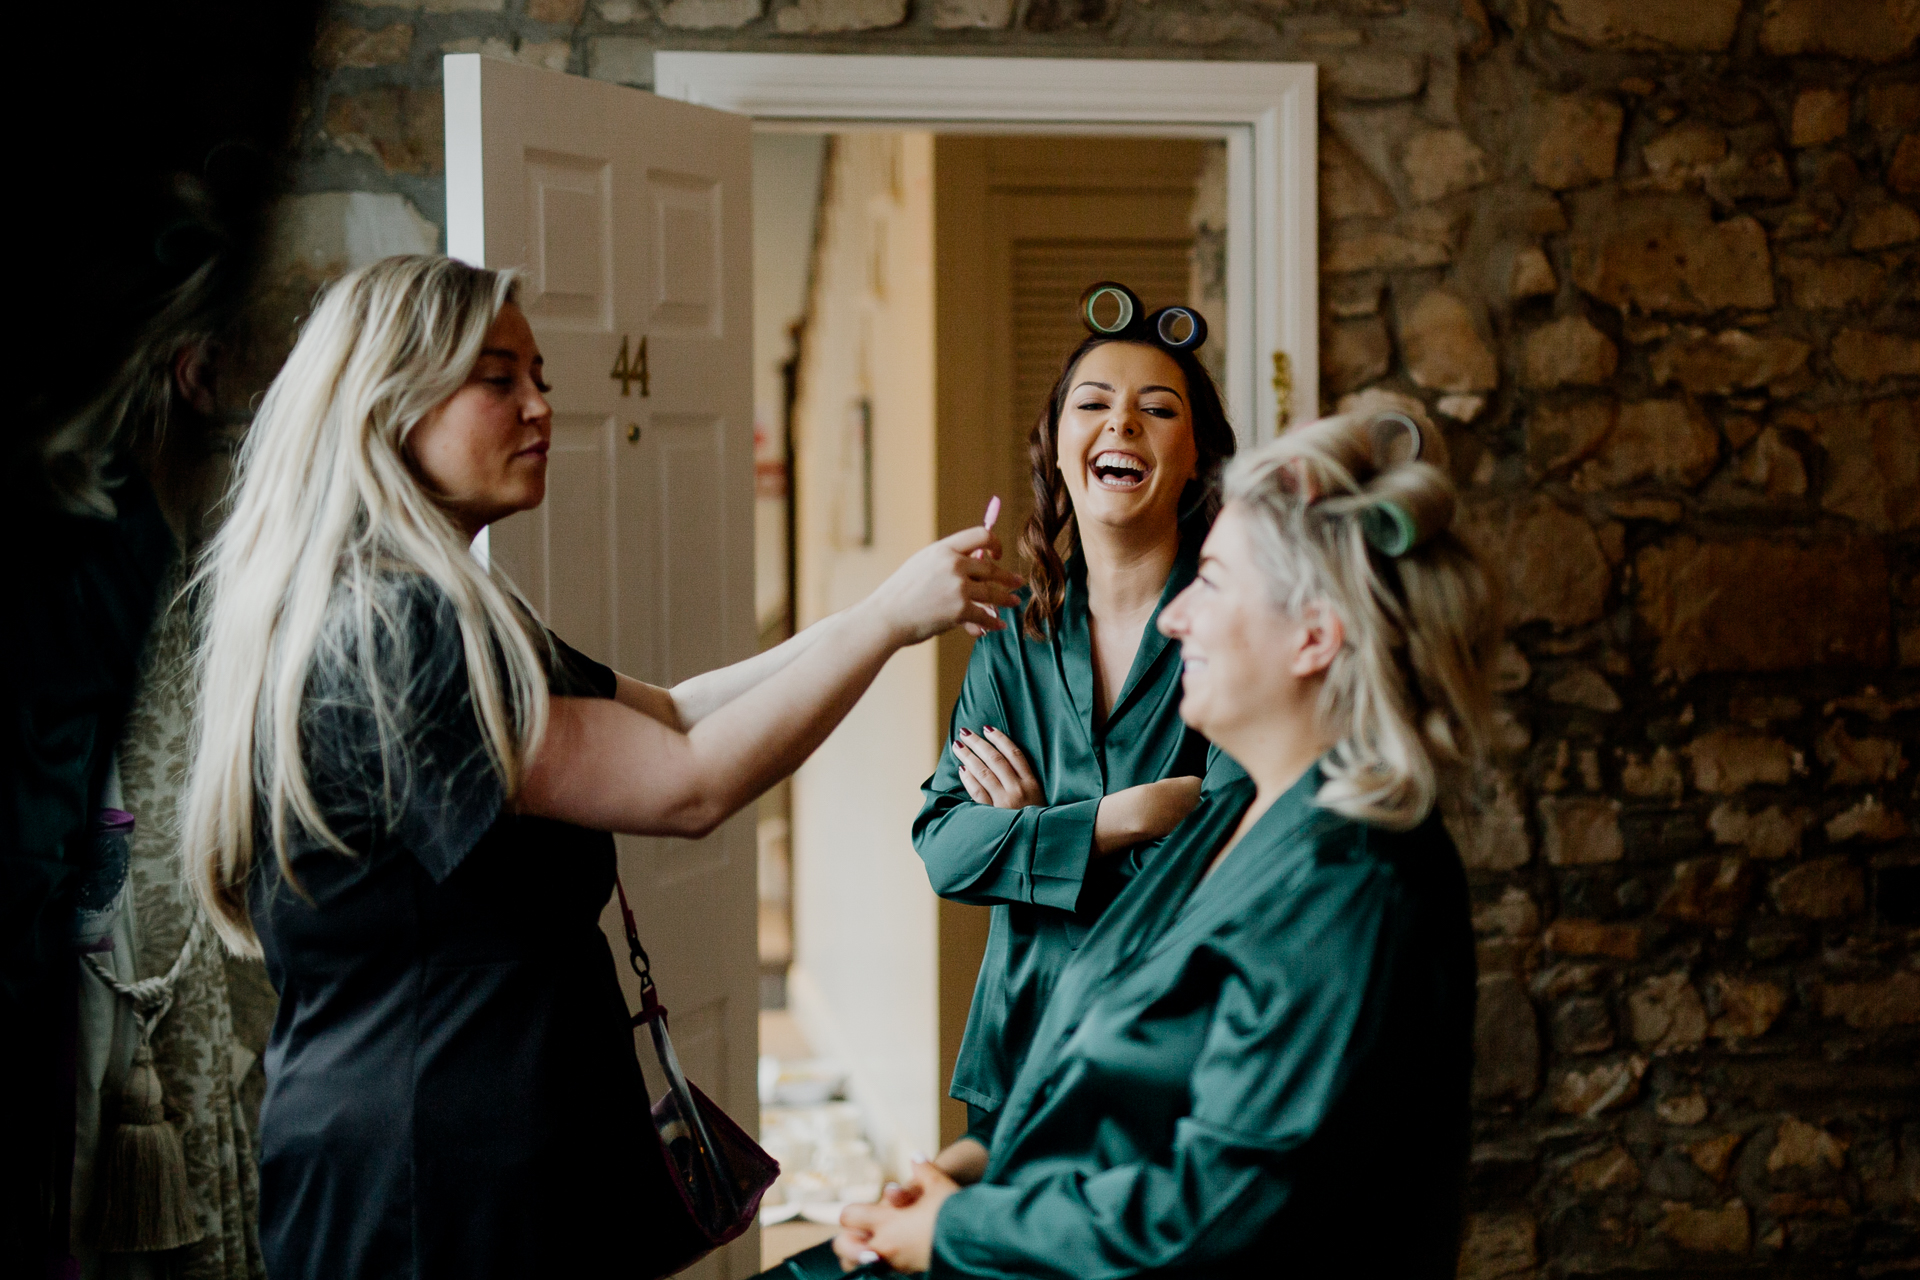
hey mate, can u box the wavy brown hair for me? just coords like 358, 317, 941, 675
1019, 335, 1237, 640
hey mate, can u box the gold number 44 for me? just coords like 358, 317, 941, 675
611, 335, 649, 397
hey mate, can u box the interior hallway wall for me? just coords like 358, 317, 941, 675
785, 133, 942, 1168
259, 3, 1915, 1274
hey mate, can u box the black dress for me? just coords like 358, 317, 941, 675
252, 577, 648, 1279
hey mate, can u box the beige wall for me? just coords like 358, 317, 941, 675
787, 132, 941, 1171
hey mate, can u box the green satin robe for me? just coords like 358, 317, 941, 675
928, 764, 1476, 1280
912, 520, 1227, 1139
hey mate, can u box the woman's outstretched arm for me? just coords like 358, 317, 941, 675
611, 612, 840, 731
520, 526, 1022, 838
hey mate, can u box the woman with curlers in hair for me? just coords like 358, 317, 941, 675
832, 409, 1497, 1278
903, 285, 1243, 1184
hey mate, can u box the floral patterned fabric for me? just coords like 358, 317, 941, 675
111, 560, 269, 1280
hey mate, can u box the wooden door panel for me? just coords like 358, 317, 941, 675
446, 54, 757, 1277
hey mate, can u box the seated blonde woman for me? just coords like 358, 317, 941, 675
829, 410, 1498, 1279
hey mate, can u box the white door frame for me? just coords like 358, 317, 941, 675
653, 52, 1319, 442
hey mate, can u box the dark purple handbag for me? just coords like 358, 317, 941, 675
615, 876, 781, 1277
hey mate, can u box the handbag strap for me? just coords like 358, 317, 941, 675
615, 872, 669, 1026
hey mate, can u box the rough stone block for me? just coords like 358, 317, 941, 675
1630, 971, 1708, 1051
315, 21, 413, 69
1791, 88, 1852, 147
1567, 1144, 1640, 1191
1152, 11, 1277, 44
1659, 1200, 1750, 1252
660, 0, 761, 26
1399, 290, 1497, 393
1329, 53, 1425, 101
1460, 497, 1612, 630
1324, 227, 1450, 274
1656, 1092, 1709, 1124
1528, 399, 1615, 476
1509, 245, 1558, 300
774, 0, 906, 32
1832, 329, 1920, 382
1890, 135, 1920, 196
1779, 255, 1885, 310
1866, 81, 1920, 133
1657, 857, 1754, 927
1623, 746, 1684, 801
1770, 856, 1865, 919
1768, 1116, 1850, 1171
421, 0, 504, 9
1545, 0, 1741, 50
1791, 397, 1920, 532
1473, 973, 1541, 1103
1820, 970, 1920, 1028
1643, 121, 1729, 187
1572, 399, 1720, 491
1456, 1212, 1537, 1280
1851, 201, 1920, 250
1552, 995, 1615, 1054
587, 37, 654, 86
930, 0, 1014, 27
1825, 795, 1910, 842
1570, 193, 1774, 313
1321, 317, 1390, 397
1449, 775, 1533, 870
1687, 730, 1795, 792
1545, 918, 1642, 960
1710, 975, 1787, 1039
1320, 132, 1395, 222
1474, 886, 1541, 938
1635, 537, 1891, 678
1403, 129, 1488, 204
1691, 1132, 1744, 1179
1818, 722, 1907, 784
1727, 428, 1808, 499
1552, 1055, 1646, 1115
1521, 314, 1617, 388
526, 0, 586, 19
1532, 96, 1624, 191
1709, 804, 1806, 859
1547, 666, 1621, 710
323, 88, 443, 175
1650, 329, 1811, 396
1541, 797, 1624, 865
1759, 0, 1920, 61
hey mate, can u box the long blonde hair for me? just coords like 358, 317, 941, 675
1225, 410, 1499, 829
184, 255, 549, 956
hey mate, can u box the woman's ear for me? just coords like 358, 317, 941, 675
1290, 601, 1345, 678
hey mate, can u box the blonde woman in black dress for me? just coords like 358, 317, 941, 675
181, 255, 1023, 1279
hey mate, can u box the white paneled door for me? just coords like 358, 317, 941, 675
444, 53, 758, 1277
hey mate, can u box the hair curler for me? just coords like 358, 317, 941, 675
1079, 281, 1142, 335
1147, 306, 1208, 351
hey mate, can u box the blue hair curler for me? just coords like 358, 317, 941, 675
1148, 306, 1208, 351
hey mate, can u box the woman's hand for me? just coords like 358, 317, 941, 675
865, 526, 1024, 647
1093, 775, 1203, 855
952, 727, 1044, 809
835, 1159, 959, 1274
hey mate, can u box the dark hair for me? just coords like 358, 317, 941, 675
1018, 335, 1236, 640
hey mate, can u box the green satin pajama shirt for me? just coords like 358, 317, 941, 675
911, 521, 1226, 1138
929, 764, 1476, 1280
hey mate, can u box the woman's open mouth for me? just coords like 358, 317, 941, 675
515, 440, 550, 461
1089, 450, 1150, 491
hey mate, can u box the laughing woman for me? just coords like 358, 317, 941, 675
180, 256, 1022, 1279
909, 287, 1237, 1183
837, 410, 1498, 1278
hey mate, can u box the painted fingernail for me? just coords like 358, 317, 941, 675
858, 1251, 880, 1266
959, 727, 973, 736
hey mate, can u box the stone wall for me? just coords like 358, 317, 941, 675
285, 1, 1918, 1273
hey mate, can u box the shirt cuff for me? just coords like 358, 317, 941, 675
929, 1185, 1023, 1280
1028, 797, 1101, 911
